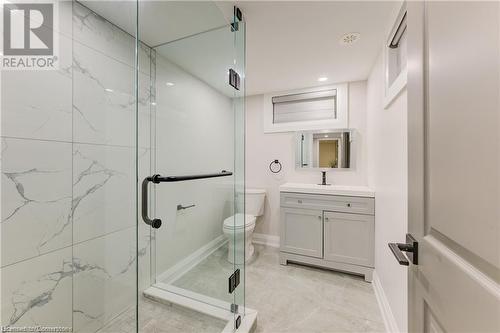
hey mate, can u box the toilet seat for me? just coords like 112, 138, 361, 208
223, 213, 256, 230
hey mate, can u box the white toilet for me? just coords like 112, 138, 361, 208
222, 189, 266, 264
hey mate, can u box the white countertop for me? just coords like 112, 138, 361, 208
279, 182, 375, 198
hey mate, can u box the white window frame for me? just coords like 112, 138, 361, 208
384, 2, 407, 108
263, 83, 349, 133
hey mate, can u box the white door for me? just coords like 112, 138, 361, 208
401, 1, 500, 332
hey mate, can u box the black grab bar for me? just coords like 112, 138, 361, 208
142, 170, 233, 228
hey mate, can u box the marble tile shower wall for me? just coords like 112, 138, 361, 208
1, 2, 153, 332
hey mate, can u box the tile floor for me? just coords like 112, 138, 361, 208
101, 244, 385, 332
172, 244, 385, 332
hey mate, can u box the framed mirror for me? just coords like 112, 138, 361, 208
295, 130, 353, 169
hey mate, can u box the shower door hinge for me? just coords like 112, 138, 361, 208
228, 269, 240, 294
229, 69, 240, 90
231, 6, 243, 32
235, 315, 242, 330
231, 303, 239, 313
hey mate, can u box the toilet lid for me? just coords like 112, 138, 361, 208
223, 214, 256, 229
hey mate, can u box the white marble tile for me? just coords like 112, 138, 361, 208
1, 37, 72, 141
72, 41, 151, 147
72, 2, 151, 75
1, 138, 72, 267
1, 1, 74, 141
137, 72, 153, 150
73, 42, 133, 146
72, 144, 138, 243
54, 0, 74, 38
138, 42, 153, 76
138, 144, 153, 292
71, 143, 150, 330
0, 247, 72, 328
1, 3, 156, 333
72, 227, 137, 333
72, 3, 134, 66
71, 2, 153, 148
138, 223, 152, 292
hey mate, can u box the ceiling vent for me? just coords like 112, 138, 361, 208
340, 32, 361, 45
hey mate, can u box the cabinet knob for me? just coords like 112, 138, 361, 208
298, 200, 302, 204
325, 217, 329, 221
317, 216, 322, 219
346, 203, 351, 207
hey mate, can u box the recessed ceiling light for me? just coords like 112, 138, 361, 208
166, 82, 175, 86
324, 135, 329, 138
318, 77, 328, 82
104, 88, 114, 92
340, 32, 361, 45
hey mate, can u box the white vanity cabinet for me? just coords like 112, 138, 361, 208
279, 183, 375, 282
323, 212, 374, 267
280, 207, 323, 258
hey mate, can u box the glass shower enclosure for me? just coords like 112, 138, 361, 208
1, 1, 247, 332
137, 1, 248, 331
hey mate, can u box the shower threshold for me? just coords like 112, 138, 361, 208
143, 284, 257, 333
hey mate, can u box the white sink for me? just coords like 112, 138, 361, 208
279, 182, 375, 198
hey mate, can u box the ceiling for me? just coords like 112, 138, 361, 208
81, 1, 398, 96
223, 1, 398, 95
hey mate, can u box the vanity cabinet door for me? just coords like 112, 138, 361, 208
323, 211, 374, 267
280, 207, 323, 258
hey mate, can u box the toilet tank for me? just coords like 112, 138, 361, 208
236, 188, 266, 217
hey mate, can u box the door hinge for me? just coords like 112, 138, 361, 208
229, 69, 240, 90
231, 6, 243, 32
228, 269, 240, 294
231, 303, 239, 313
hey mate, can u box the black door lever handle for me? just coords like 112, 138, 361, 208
388, 243, 410, 265
388, 234, 419, 266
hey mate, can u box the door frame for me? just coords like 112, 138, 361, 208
407, 2, 426, 331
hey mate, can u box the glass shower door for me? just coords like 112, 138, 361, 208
136, 4, 246, 331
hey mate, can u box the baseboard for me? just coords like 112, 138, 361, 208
156, 235, 227, 284
252, 233, 280, 248
372, 271, 400, 333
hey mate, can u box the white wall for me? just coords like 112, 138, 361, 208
245, 81, 368, 236
366, 52, 408, 331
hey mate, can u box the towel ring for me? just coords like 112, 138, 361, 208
269, 159, 282, 174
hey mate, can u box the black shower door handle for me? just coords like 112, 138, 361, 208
141, 171, 233, 228
142, 176, 162, 229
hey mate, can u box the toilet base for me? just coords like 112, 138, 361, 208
227, 242, 254, 264
224, 226, 255, 264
